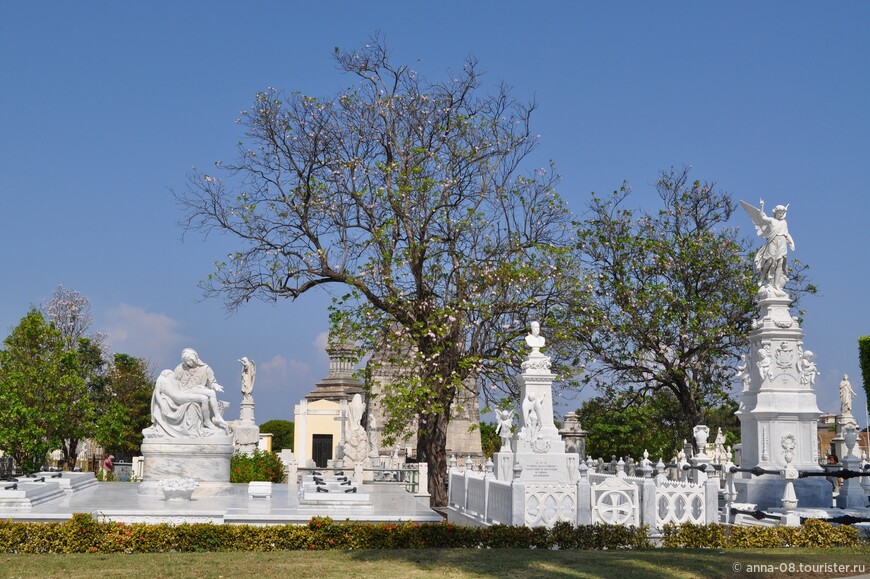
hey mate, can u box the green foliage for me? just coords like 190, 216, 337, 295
578, 393, 683, 459
567, 168, 770, 438
230, 450, 285, 483
478, 422, 500, 459
1, 515, 861, 554
550, 521, 653, 550
0, 515, 658, 553
662, 520, 861, 549
93, 353, 153, 457
94, 469, 115, 482
42, 285, 109, 468
259, 419, 294, 452
859, 336, 870, 416
0, 309, 86, 472
579, 392, 741, 460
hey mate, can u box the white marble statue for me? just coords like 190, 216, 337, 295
343, 393, 369, 465
518, 393, 543, 442
143, 349, 232, 439
740, 199, 795, 293
521, 321, 552, 373
239, 357, 256, 403
798, 349, 818, 386
495, 409, 514, 452
525, 321, 546, 353
839, 374, 856, 415
756, 344, 772, 381
735, 354, 750, 391
712, 427, 727, 464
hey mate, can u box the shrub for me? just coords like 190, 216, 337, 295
663, 519, 861, 549
0, 515, 862, 553
230, 450, 285, 483
662, 523, 727, 548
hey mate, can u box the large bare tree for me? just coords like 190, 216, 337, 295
178, 37, 576, 505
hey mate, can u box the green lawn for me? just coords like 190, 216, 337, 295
2, 548, 869, 579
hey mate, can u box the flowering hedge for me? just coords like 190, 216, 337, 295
230, 450, 285, 483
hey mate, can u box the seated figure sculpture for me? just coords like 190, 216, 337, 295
143, 348, 232, 438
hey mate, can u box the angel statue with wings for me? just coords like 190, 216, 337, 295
740, 199, 795, 294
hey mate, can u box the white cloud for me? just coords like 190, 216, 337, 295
104, 304, 187, 368
257, 354, 312, 391
313, 331, 329, 351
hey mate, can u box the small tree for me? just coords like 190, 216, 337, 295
0, 309, 85, 472
178, 37, 576, 505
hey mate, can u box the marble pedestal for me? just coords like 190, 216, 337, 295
139, 435, 234, 497
735, 290, 826, 509
734, 475, 832, 509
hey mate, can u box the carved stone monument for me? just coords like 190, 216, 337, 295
735, 201, 828, 508
139, 348, 234, 496
493, 323, 573, 484
480, 323, 579, 527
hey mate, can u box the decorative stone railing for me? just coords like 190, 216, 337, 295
655, 479, 706, 526
448, 453, 719, 531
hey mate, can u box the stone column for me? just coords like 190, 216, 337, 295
640, 452, 658, 531
576, 462, 592, 525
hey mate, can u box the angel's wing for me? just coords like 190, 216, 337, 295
521, 396, 532, 419
739, 200, 767, 234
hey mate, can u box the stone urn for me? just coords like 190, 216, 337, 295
843, 425, 858, 457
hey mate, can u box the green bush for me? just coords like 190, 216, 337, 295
230, 450, 285, 483
662, 519, 861, 549
0, 515, 863, 554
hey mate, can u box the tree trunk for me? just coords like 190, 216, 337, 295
418, 408, 450, 507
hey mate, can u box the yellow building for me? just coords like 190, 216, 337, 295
293, 340, 363, 467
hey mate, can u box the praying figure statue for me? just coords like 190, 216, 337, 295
239, 357, 256, 403
343, 393, 369, 466
839, 374, 856, 415
740, 199, 795, 294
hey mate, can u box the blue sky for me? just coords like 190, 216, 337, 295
1, 2, 868, 431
